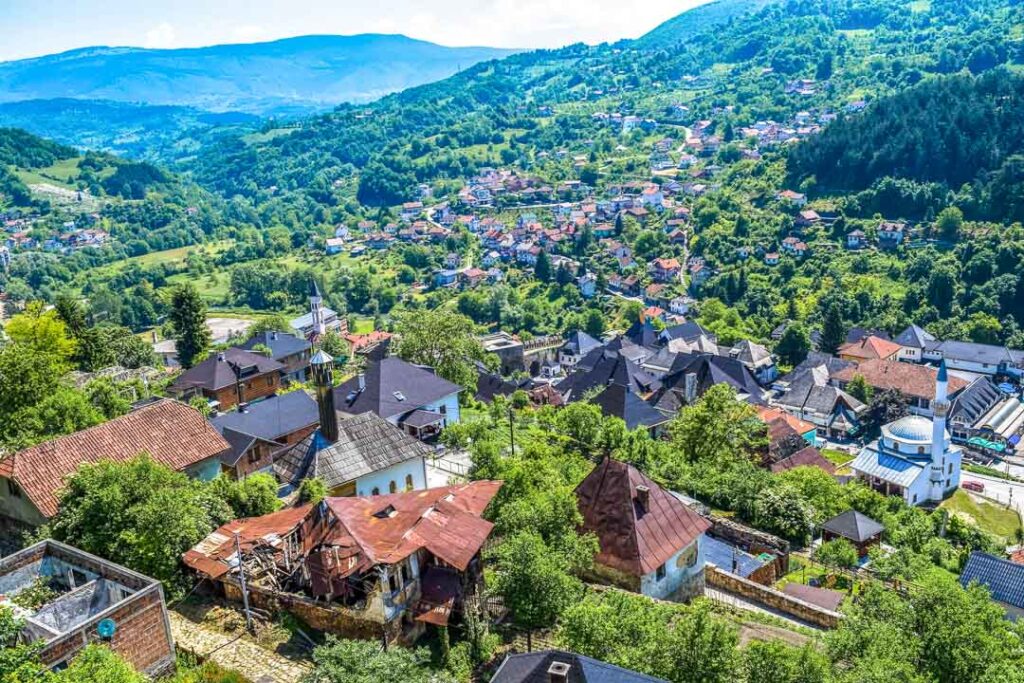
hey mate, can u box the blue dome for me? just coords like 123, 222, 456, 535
885, 415, 934, 443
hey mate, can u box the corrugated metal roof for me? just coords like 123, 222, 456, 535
961, 551, 1024, 609
850, 447, 922, 488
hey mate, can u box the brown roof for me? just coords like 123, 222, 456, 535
1, 399, 230, 518
832, 359, 967, 400
838, 335, 901, 361
769, 446, 837, 475
782, 583, 844, 612
575, 458, 711, 577
757, 406, 815, 435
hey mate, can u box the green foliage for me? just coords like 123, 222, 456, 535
775, 323, 811, 367
209, 473, 282, 519
49, 455, 233, 594
297, 477, 328, 505
815, 539, 859, 571
169, 284, 211, 369
302, 637, 451, 683
394, 308, 484, 389
51, 645, 145, 683
846, 373, 874, 403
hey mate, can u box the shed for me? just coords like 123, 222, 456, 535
821, 510, 884, 558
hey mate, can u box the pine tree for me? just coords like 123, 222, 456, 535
820, 304, 847, 355
535, 250, 552, 282
169, 284, 211, 369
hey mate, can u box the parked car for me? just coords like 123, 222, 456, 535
962, 480, 985, 493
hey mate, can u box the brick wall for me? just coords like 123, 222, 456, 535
39, 586, 175, 676
705, 564, 842, 629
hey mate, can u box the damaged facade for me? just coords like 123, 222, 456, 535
184, 481, 501, 644
0, 540, 175, 675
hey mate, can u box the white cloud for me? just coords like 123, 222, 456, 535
230, 24, 267, 43
143, 22, 177, 49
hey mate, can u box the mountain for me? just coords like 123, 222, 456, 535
0, 35, 518, 115
633, 0, 778, 49
0, 99, 261, 162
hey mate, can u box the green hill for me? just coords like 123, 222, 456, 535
634, 0, 778, 49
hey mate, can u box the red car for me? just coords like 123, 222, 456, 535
962, 480, 985, 493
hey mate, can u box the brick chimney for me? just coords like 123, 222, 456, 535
547, 662, 571, 683
635, 484, 650, 513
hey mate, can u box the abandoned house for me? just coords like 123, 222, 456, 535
575, 457, 711, 601
0, 540, 175, 675
183, 480, 502, 644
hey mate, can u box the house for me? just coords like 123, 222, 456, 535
757, 406, 818, 445
183, 480, 502, 644
764, 252, 780, 266
556, 341, 660, 402
590, 383, 672, 434
878, 221, 905, 248
838, 335, 901, 363
894, 324, 936, 363
776, 190, 807, 207
481, 250, 501, 267
832, 359, 968, 417
575, 458, 711, 601
460, 267, 487, 288
334, 357, 462, 440
578, 272, 597, 298
922, 339, 1024, 377
850, 363, 961, 506
210, 391, 320, 479
948, 378, 1023, 456
0, 400, 230, 527
649, 353, 766, 412
559, 331, 603, 368
650, 257, 682, 283
275, 410, 432, 498
796, 209, 821, 228
781, 236, 808, 258
773, 359, 867, 440
960, 552, 1024, 620
492, 650, 668, 683
291, 281, 347, 340
325, 237, 345, 255
669, 296, 693, 316
846, 229, 866, 250
434, 269, 459, 288
240, 331, 312, 383
0, 540, 175, 675
729, 340, 778, 385
770, 446, 837, 475
821, 510, 883, 559
168, 348, 284, 411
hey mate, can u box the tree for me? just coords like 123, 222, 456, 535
52, 645, 145, 683
935, 206, 963, 241
302, 637, 447, 683
815, 538, 859, 572
0, 606, 45, 681
248, 313, 293, 336
168, 284, 210, 369
669, 384, 767, 465
776, 323, 811, 366
3, 302, 77, 361
744, 641, 833, 683
534, 249, 552, 282
819, 304, 847, 355
209, 473, 282, 519
866, 389, 909, 435
49, 456, 232, 593
488, 531, 585, 646
846, 373, 874, 403
582, 308, 605, 339
394, 309, 484, 389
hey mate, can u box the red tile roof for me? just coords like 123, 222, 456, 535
838, 335, 901, 361
575, 458, 711, 577
832, 359, 967, 400
1, 399, 231, 518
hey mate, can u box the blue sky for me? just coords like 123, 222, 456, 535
0, 0, 710, 61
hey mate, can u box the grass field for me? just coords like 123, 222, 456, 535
940, 489, 1022, 541
821, 449, 853, 467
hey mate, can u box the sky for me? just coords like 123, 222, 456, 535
0, 0, 712, 61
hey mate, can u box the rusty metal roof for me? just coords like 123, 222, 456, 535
575, 458, 710, 577
183, 504, 313, 578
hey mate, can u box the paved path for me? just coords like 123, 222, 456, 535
169, 611, 312, 683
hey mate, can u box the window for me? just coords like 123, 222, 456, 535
400, 562, 410, 585
912, 494, 918, 503
948, 463, 953, 474
405, 474, 414, 491
389, 480, 397, 494
371, 487, 380, 496
917, 446, 925, 455
6, 479, 21, 498
655, 563, 666, 581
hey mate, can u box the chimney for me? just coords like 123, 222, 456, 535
635, 484, 650, 512
358, 373, 366, 392
311, 350, 339, 443
547, 662, 571, 683
217, 352, 226, 362
684, 372, 697, 404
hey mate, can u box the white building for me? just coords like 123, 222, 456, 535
850, 362, 962, 506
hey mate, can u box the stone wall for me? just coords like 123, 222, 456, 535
705, 564, 842, 629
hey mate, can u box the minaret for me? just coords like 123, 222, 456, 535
929, 360, 949, 500
311, 349, 338, 443
309, 279, 326, 338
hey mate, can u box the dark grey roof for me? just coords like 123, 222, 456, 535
239, 331, 311, 362
218, 428, 281, 467
556, 347, 660, 401
274, 411, 430, 489
660, 321, 713, 344
492, 650, 667, 683
169, 348, 285, 393
949, 377, 1004, 426
961, 551, 1024, 609
895, 324, 935, 349
562, 330, 603, 356
625, 319, 661, 348
210, 391, 319, 444
334, 357, 462, 420
474, 364, 534, 403
590, 383, 672, 430
822, 510, 884, 543
846, 327, 891, 344
776, 352, 855, 385
650, 353, 765, 413
929, 340, 1015, 366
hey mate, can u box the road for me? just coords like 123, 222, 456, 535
959, 471, 1024, 518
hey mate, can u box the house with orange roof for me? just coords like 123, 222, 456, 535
838, 335, 902, 362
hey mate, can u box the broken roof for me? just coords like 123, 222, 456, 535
575, 458, 710, 577
0, 400, 230, 518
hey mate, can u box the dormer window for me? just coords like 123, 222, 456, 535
393, 391, 406, 402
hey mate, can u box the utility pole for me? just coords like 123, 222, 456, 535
234, 532, 253, 633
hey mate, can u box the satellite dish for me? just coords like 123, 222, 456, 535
97, 618, 117, 640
